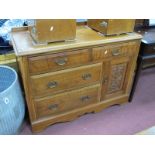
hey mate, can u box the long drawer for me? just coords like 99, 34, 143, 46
28, 48, 92, 74
35, 84, 101, 118
31, 63, 102, 97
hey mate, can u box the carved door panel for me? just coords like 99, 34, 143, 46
101, 56, 135, 100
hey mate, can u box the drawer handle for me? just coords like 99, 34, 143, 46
100, 21, 108, 27
112, 49, 121, 56
48, 104, 58, 110
47, 81, 58, 89
82, 73, 92, 80
55, 57, 68, 66
80, 96, 91, 102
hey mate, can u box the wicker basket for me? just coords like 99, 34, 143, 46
0, 65, 25, 134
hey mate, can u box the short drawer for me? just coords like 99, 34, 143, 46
142, 45, 155, 56
28, 49, 92, 74
92, 42, 136, 60
35, 84, 100, 118
31, 63, 102, 97
143, 57, 155, 68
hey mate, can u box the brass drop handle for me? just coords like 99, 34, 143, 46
82, 73, 92, 80
47, 81, 58, 89
100, 21, 108, 27
112, 49, 121, 56
48, 104, 58, 110
80, 96, 90, 102
55, 57, 68, 66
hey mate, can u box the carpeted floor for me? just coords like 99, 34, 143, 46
20, 67, 155, 135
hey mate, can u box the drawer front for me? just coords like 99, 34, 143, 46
31, 63, 102, 97
92, 42, 136, 60
143, 57, 155, 68
35, 84, 100, 118
28, 49, 92, 74
142, 45, 155, 56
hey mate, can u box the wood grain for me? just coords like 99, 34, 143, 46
92, 41, 137, 60
28, 48, 92, 74
12, 26, 141, 133
88, 19, 135, 35
32, 95, 129, 133
11, 26, 142, 56
35, 84, 100, 119
30, 63, 102, 97
29, 19, 76, 43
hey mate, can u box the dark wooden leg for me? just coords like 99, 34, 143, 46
129, 56, 143, 102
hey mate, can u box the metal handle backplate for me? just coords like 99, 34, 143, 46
55, 57, 68, 66
112, 49, 121, 56
100, 21, 108, 27
47, 81, 58, 89
80, 96, 90, 102
48, 104, 58, 110
82, 73, 92, 80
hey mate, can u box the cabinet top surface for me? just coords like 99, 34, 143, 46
11, 26, 142, 56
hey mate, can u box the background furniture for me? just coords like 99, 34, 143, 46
0, 19, 26, 70
11, 26, 141, 132
129, 27, 155, 101
134, 19, 148, 29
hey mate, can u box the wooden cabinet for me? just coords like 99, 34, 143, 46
11, 26, 141, 132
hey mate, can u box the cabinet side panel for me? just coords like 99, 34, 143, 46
18, 56, 37, 121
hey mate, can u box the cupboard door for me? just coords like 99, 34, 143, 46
101, 56, 135, 100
